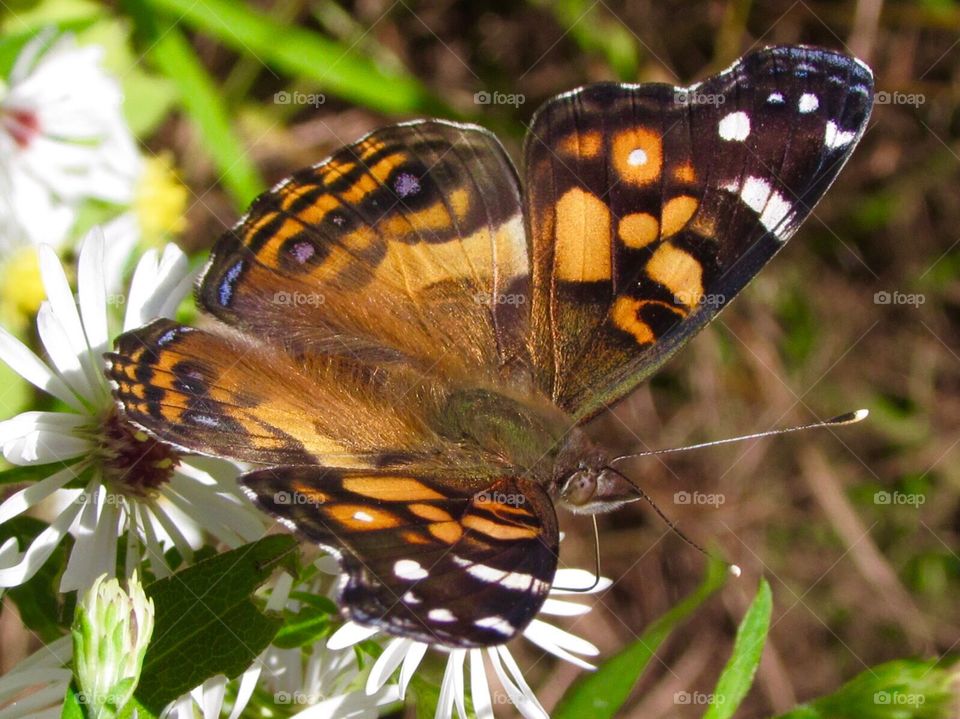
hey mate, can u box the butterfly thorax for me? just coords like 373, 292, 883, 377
439, 388, 638, 514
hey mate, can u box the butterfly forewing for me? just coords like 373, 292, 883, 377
241, 468, 559, 647
524, 46, 873, 420
198, 121, 532, 383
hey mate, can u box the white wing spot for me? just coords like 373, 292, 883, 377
766, 92, 785, 104
394, 559, 428, 581
737, 176, 793, 240
403, 591, 421, 604
428, 609, 457, 623
798, 93, 819, 113
627, 148, 647, 166
718, 111, 750, 141
352, 510, 374, 523
825, 121, 856, 149
474, 615, 516, 637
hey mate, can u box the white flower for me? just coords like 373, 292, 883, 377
0, 32, 142, 249
328, 567, 612, 719
165, 558, 400, 719
0, 229, 268, 592
0, 635, 72, 719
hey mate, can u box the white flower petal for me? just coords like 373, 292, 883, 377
60, 482, 116, 591
524, 619, 599, 657
327, 621, 379, 650
290, 685, 400, 719
201, 675, 227, 719
0, 463, 80, 523
522, 621, 597, 671
469, 649, 494, 719
0, 326, 82, 410
435, 651, 460, 719
0, 497, 82, 587
367, 637, 412, 694
123, 247, 158, 330
539, 597, 592, 616
36, 303, 94, 401
227, 664, 262, 719
487, 647, 548, 719
398, 641, 428, 699
37, 244, 100, 392
77, 227, 109, 356
549, 569, 612, 594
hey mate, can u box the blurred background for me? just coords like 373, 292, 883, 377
0, 0, 958, 716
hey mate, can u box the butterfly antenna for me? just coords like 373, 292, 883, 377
605, 465, 742, 578
609, 409, 869, 464
551, 517, 603, 592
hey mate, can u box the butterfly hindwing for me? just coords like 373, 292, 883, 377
241, 467, 559, 647
524, 46, 874, 420
198, 120, 532, 384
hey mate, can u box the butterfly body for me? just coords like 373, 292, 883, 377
108, 45, 873, 648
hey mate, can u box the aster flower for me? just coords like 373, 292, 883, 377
0, 229, 267, 592
0, 635, 72, 719
165, 558, 400, 719
0, 31, 142, 249
328, 566, 611, 719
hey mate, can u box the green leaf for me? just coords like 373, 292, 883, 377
124, 0, 265, 209
775, 659, 957, 719
144, 0, 448, 116
272, 594, 337, 649
62, 682, 86, 719
553, 558, 729, 719
1, 516, 75, 641
132, 535, 297, 714
703, 578, 772, 719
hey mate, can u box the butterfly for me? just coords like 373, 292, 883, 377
107, 46, 873, 649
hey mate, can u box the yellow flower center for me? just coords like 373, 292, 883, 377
0, 246, 45, 329
134, 154, 188, 244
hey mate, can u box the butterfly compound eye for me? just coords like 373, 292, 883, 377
558, 470, 597, 508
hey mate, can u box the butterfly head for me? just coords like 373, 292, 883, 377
551, 430, 640, 515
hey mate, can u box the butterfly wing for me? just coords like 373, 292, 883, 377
199, 120, 532, 384
524, 45, 874, 420
241, 467, 559, 647
106, 318, 479, 468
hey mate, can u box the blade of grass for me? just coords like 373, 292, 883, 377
703, 577, 772, 719
552, 558, 730, 719
124, 0, 265, 209
145, 0, 450, 117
